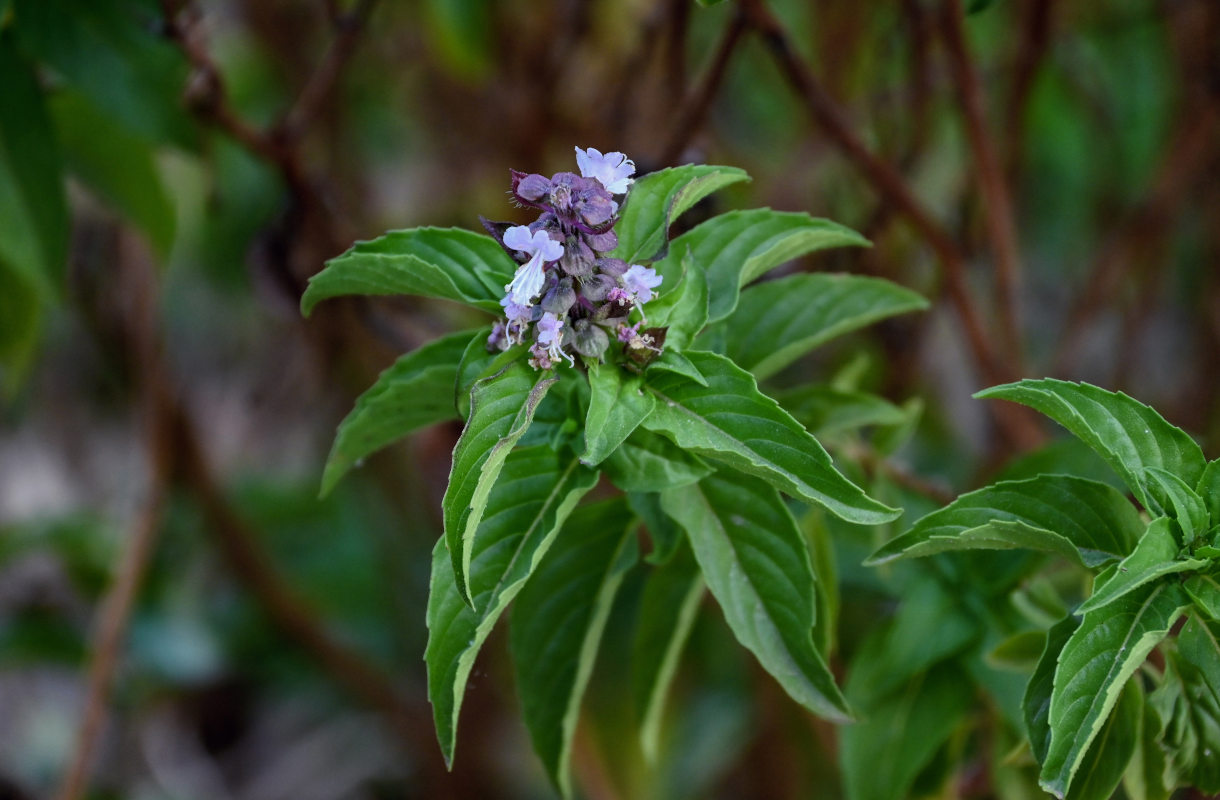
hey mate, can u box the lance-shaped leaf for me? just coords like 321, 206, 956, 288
1145, 467, 1208, 545
1065, 680, 1142, 800
643, 351, 898, 525
1077, 518, 1208, 614
1152, 617, 1220, 793
1124, 696, 1170, 800
1026, 616, 1081, 764
721, 274, 928, 380
301, 227, 513, 316
867, 475, 1142, 568
443, 363, 556, 603
976, 380, 1206, 512
653, 209, 870, 323
627, 491, 687, 566
425, 447, 598, 767
1198, 459, 1220, 526
631, 544, 704, 762
1040, 581, 1189, 797
645, 250, 707, 350
582, 365, 655, 466
603, 429, 712, 493
0, 35, 67, 297
840, 663, 974, 800
1184, 574, 1220, 620
50, 89, 175, 256
661, 472, 851, 721
320, 329, 477, 496
509, 500, 639, 798
775, 384, 907, 436
646, 349, 707, 387
610, 164, 750, 264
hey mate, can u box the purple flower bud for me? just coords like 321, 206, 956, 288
541, 280, 577, 314
559, 236, 594, 278
595, 257, 629, 277
569, 318, 610, 360
584, 229, 618, 253
515, 172, 552, 203
578, 193, 616, 228
580, 273, 618, 303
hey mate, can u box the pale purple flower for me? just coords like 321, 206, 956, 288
503, 226, 564, 305
575, 147, 635, 194
500, 296, 534, 345
622, 264, 663, 304
535, 312, 573, 366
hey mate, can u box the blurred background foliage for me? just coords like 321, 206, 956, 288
0, 0, 1217, 797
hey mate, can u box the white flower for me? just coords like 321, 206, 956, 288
503, 226, 563, 306
575, 147, 636, 194
622, 264, 663, 304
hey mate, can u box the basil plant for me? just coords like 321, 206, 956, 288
302, 148, 926, 793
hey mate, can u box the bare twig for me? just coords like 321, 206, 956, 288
939, 0, 1026, 370
56, 399, 172, 800
279, 0, 379, 144
660, 8, 748, 165
1004, 0, 1054, 179
57, 243, 177, 800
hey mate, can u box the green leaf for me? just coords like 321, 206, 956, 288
582, 364, 655, 466
660, 472, 851, 721
603, 428, 713, 493
509, 499, 638, 798
631, 543, 704, 763
0, 33, 67, 296
13, 0, 194, 148
1026, 615, 1081, 764
627, 491, 687, 565
425, 447, 598, 766
986, 629, 1048, 671
774, 384, 907, 436
610, 164, 750, 264
645, 249, 707, 350
1065, 680, 1142, 800
320, 329, 476, 496
454, 326, 503, 418
867, 475, 1143, 568
1077, 518, 1208, 614
720, 274, 928, 380
1184, 573, 1220, 620
1123, 698, 1170, 800
654, 209, 870, 323
443, 363, 555, 604
840, 663, 974, 800
301, 228, 512, 316
48, 89, 175, 256
976, 380, 1206, 512
1152, 617, 1220, 793
1144, 467, 1208, 545
646, 349, 707, 387
1198, 459, 1220, 526
643, 351, 899, 525
0, 262, 41, 398
1040, 581, 1189, 797
844, 579, 979, 704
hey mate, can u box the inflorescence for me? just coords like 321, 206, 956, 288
485, 147, 663, 370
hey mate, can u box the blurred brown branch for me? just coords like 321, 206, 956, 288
737, 0, 1044, 452
939, 0, 1026, 371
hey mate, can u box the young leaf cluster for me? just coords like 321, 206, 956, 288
869, 379, 1220, 800
304, 161, 927, 794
